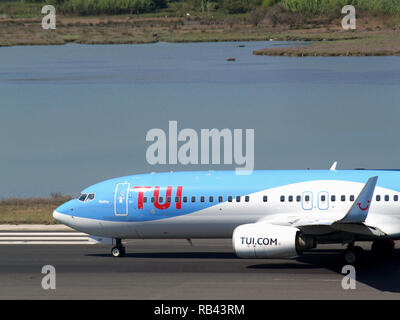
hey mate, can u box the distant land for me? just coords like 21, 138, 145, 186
0, 0, 399, 55
0, 195, 72, 225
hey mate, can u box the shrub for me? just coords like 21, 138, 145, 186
220, 0, 250, 14
218, 0, 262, 14
247, 5, 268, 26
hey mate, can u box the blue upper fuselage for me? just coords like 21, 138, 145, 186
55, 170, 400, 222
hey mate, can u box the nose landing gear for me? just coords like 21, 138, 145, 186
111, 238, 126, 257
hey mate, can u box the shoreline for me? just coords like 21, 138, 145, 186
0, 15, 399, 56
253, 30, 400, 57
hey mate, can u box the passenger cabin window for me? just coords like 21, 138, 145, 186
209, 196, 214, 202
321, 195, 326, 202
376, 195, 381, 201
331, 195, 336, 202
350, 195, 354, 201
218, 196, 223, 203
245, 196, 250, 202
296, 195, 301, 202
305, 195, 310, 202
263, 196, 268, 202
167, 197, 171, 203
200, 196, 205, 203
228, 196, 233, 202
236, 196, 241, 202
191, 196, 196, 203
385, 195, 389, 201
143, 197, 148, 203
288, 196, 293, 202
341, 195, 346, 202
280, 195, 285, 202
395, 195, 399, 202
183, 196, 187, 203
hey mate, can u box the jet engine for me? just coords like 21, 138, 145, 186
232, 223, 315, 259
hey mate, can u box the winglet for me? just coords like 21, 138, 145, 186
330, 161, 337, 171
337, 176, 378, 223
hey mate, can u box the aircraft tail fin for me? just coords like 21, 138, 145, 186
336, 176, 378, 224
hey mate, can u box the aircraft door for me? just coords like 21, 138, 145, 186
114, 183, 130, 216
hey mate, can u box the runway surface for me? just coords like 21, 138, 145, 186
1, 239, 400, 299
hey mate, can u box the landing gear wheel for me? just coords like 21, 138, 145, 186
371, 239, 394, 258
111, 238, 125, 257
344, 246, 364, 264
111, 246, 125, 257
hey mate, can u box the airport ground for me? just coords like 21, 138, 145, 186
1, 239, 400, 299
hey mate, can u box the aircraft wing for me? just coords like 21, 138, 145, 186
262, 176, 386, 236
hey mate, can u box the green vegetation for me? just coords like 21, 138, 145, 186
0, 195, 72, 224
0, 1, 43, 17
0, 0, 168, 17
51, 0, 167, 16
281, 0, 400, 17
1, 0, 400, 18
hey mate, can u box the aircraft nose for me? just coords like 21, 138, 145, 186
53, 200, 74, 225
53, 210, 67, 224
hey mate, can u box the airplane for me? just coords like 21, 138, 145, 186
53, 164, 400, 264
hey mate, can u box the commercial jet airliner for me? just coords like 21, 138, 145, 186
53, 165, 400, 264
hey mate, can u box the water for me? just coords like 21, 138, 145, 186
0, 41, 399, 197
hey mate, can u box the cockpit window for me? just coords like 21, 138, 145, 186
79, 194, 88, 201
87, 194, 95, 201
78, 193, 95, 202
